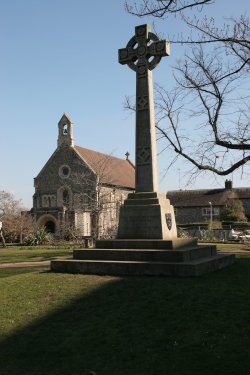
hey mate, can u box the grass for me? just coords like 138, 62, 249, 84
201, 241, 250, 252
0, 254, 250, 375
1, 242, 248, 265
0, 245, 81, 263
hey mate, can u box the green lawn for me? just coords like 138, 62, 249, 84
1, 242, 249, 265
0, 254, 250, 375
0, 246, 81, 263
204, 242, 250, 252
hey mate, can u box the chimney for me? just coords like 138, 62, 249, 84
225, 179, 233, 189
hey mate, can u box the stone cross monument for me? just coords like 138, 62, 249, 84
50, 24, 235, 276
117, 24, 177, 240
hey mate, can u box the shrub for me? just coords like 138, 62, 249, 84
23, 227, 53, 246
177, 227, 190, 238
221, 199, 247, 222
200, 229, 216, 241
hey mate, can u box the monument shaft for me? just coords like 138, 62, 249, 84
136, 70, 158, 192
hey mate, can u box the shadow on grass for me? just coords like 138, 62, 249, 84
0, 258, 250, 375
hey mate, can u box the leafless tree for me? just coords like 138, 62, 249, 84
69, 153, 126, 240
0, 191, 35, 243
155, 15, 250, 176
0, 221, 6, 248
125, 1, 250, 177
74, 156, 114, 240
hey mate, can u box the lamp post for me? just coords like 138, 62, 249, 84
208, 201, 213, 228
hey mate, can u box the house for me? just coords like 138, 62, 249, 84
167, 180, 250, 225
31, 113, 135, 239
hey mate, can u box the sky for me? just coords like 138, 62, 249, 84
1, 0, 250, 209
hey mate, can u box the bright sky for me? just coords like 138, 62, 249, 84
1, 0, 249, 208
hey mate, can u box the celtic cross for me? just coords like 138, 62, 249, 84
119, 24, 170, 192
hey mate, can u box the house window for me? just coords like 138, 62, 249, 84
202, 207, 220, 216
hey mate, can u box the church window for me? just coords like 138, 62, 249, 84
42, 195, 49, 207
63, 124, 68, 135
83, 193, 89, 205
63, 189, 69, 205
59, 165, 71, 178
116, 201, 121, 219
62, 167, 69, 176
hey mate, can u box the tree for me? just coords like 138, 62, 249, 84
0, 191, 35, 243
0, 220, 6, 248
125, 1, 250, 177
66, 153, 128, 240
75, 155, 123, 240
221, 199, 247, 222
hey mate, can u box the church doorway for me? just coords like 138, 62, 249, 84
45, 220, 56, 233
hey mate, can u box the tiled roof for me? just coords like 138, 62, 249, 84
75, 146, 135, 190
167, 188, 250, 207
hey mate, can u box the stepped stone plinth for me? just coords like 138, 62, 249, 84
51, 242, 234, 277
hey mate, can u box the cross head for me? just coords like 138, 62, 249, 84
118, 24, 170, 75
125, 151, 130, 160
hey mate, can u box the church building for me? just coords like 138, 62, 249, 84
31, 114, 135, 239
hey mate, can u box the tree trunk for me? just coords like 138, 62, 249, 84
0, 230, 6, 248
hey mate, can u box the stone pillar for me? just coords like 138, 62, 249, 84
136, 68, 158, 192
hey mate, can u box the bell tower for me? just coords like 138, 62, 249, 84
57, 113, 74, 148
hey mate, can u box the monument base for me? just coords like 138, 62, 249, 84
51, 239, 235, 277
51, 191, 235, 277
117, 192, 177, 240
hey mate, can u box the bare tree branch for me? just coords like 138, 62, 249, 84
125, 0, 214, 18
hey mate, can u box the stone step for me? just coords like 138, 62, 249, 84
124, 198, 161, 206
127, 192, 163, 199
96, 238, 197, 250
73, 245, 217, 263
51, 253, 235, 277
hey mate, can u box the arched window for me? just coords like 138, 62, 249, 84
63, 124, 68, 135
63, 189, 69, 205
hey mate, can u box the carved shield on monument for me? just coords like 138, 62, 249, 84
165, 213, 172, 230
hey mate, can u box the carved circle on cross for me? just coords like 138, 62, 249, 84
126, 32, 162, 73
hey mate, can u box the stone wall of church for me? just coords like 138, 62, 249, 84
32, 146, 96, 237
33, 146, 96, 212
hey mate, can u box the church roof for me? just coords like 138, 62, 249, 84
75, 146, 135, 190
